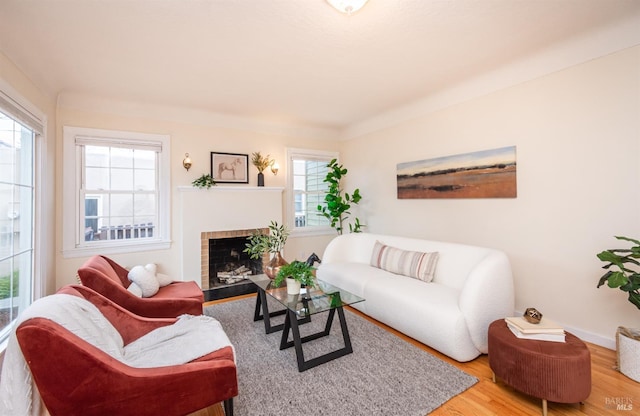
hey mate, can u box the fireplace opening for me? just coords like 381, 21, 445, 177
209, 236, 262, 289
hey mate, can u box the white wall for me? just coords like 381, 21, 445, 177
340, 46, 640, 348
0, 51, 57, 297
54, 97, 340, 287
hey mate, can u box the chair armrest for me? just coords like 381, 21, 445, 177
17, 319, 238, 416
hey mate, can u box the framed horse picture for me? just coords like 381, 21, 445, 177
210, 152, 249, 184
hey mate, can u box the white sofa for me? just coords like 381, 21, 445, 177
316, 233, 514, 362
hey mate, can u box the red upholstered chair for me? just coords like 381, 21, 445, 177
15, 285, 237, 416
77, 255, 203, 318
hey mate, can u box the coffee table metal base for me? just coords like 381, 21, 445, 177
279, 306, 353, 372
253, 289, 310, 333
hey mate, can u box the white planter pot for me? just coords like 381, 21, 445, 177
617, 327, 640, 383
286, 278, 301, 295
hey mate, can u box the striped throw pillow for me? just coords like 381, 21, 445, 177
370, 241, 439, 283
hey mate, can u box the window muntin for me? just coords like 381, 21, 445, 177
0, 111, 35, 344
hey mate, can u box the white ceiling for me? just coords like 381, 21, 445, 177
1, 0, 640, 133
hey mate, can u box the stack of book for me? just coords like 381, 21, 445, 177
505, 316, 566, 343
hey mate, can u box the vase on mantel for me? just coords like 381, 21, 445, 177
264, 252, 287, 279
257, 172, 265, 187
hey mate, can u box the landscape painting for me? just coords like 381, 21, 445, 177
397, 146, 517, 199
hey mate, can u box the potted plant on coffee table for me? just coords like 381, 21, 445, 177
244, 220, 290, 278
597, 235, 640, 382
274, 260, 315, 295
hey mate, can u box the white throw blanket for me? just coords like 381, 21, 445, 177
0, 294, 234, 416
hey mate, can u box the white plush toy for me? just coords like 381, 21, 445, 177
127, 264, 160, 298
156, 272, 173, 287
127, 263, 173, 297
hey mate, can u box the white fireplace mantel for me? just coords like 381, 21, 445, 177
177, 186, 284, 285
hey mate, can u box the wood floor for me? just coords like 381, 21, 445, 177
195, 295, 638, 416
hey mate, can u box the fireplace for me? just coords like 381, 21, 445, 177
201, 228, 268, 301
178, 185, 284, 299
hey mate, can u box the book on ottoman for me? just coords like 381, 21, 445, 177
505, 316, 566, 343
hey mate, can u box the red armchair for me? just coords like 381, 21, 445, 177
15, 285, 237, 416
77, 255, 203, 318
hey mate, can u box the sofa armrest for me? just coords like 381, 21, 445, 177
17, 319, 238, 416
458, 251, 514, 353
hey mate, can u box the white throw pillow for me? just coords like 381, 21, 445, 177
370, 240, 439, 283
128, 264, 159, 297
127, 281, 143, 297
156, 272, 172, 287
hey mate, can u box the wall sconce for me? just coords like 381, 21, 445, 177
270, 162, 279, 176
183, 153, 192, 171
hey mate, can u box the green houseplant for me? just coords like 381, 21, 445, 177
191, 173, 216, 189
597, 235, 640, 383
244, 220, 290, 278
274, 260, 315, 295
317, 158, 363, 235
597, 236, 640, 310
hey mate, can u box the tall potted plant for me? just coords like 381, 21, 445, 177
244, 220, 289, 278
597, 235, 640, 382
317, 158, 363, 235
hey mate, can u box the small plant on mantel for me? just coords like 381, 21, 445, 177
191, 174, 216, 189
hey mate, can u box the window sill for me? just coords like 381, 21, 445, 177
290, 227, 337, 238
62, 239, 171, 259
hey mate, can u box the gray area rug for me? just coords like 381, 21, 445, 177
204, 297, 477, 416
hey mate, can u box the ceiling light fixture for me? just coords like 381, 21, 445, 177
326, 0, 369, 15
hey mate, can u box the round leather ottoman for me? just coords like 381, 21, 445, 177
488, 319, 591, 416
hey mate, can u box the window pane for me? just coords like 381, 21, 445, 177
85, 145, 109, 167
134, 194, 156, 217
14, 185, 33, 250
134, 169, 155, 191
86, 167, 109, 190
0, 257, 19, 331
135, 149, 155, 169
111, 147, 133, 168
0, 109, 34, 343
111, 168, 134, 191
111, 194, 134, 217
290, 155, 331, 229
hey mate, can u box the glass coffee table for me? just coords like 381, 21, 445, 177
248, 274, 364, 372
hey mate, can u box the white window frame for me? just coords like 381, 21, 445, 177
286, 147, 338, 237
0, 79, 46, 350
62, 126, 171, 258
